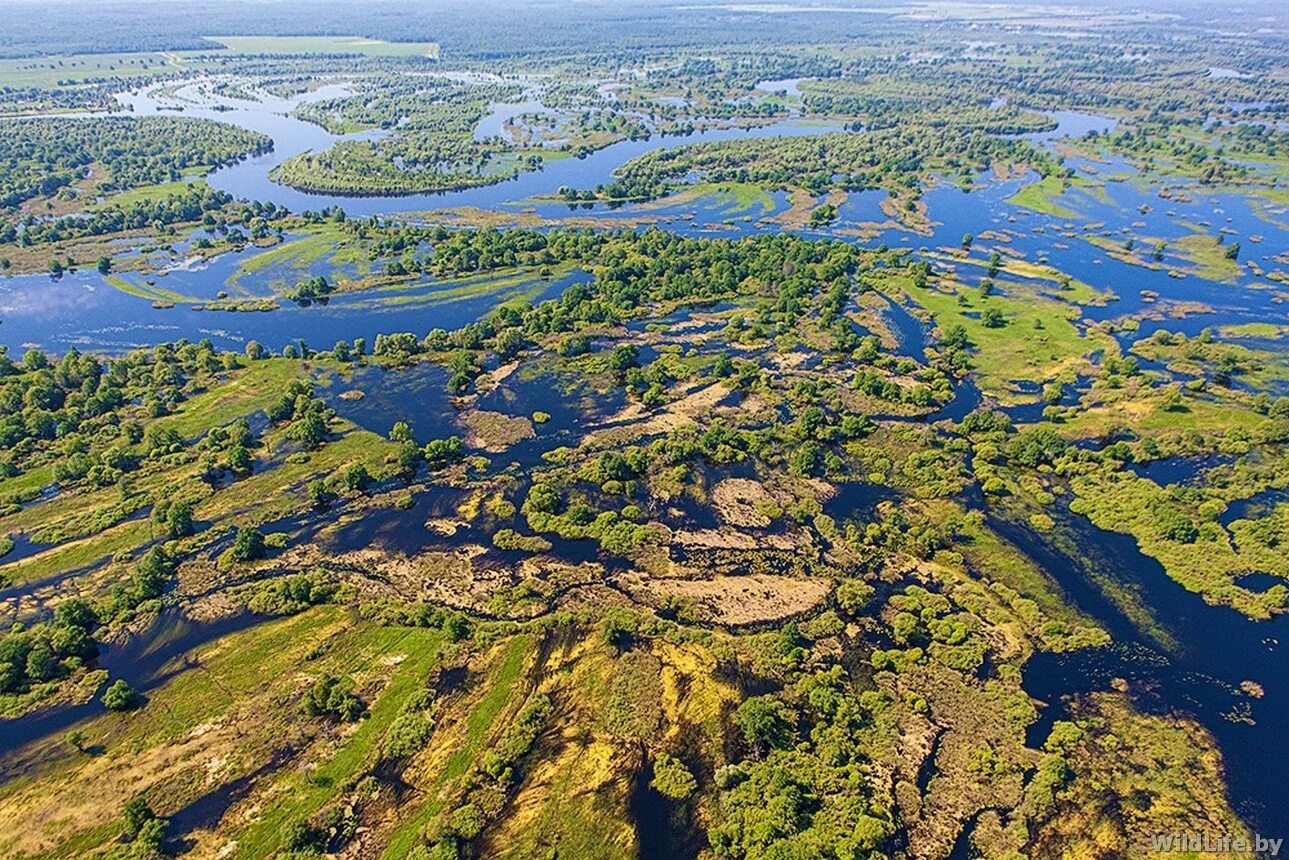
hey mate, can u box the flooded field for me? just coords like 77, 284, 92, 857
1, 17, 1288, 854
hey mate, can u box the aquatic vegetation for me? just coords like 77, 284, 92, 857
0, 5, 1287, 857
580, 125, 1062, 225
1005, 175, 1083, 219
1068, 467, 1289, 620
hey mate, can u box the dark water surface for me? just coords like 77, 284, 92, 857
0, 77, 1286, 836
1009, 513, 1288, 833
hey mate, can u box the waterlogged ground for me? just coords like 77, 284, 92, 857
0, 229, 592, 352
1, 67, 1288, 856
3, 80, 1284, 380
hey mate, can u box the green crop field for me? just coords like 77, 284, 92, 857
203, 35, 440, 58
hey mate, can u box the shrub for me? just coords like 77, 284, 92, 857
302, 673, 364, 722
385, 713, 433, 759
102, 679, 139, 711
651, 753, 698, 800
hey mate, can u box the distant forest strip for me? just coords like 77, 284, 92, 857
0, 116, 271, 208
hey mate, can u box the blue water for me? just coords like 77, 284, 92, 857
1127, 454, 1235, 486
4, 79, 1289, 834
1015, 510, 1289, 833
0, 262, 590, 354
13, 82, 1282, 367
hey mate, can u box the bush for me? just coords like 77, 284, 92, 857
491, 529, 553, 552
480, 694, 552, 782
229, 527, 266, 562
385, 713, 433, 758
121, 795, 157, 840
102, 679, 139, 711
449, 804, 484, 840
735, 696, 795, 754
248, 571, 336, 615
651, 753, 698, 800
302, 674, 364, 722
132, 547, 172, 600
835, 578, 875, 616
423, 436, 465, 470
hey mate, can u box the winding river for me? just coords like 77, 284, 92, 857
1, 76, 1287, 834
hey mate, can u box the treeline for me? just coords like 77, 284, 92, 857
1088, 122, 1286, 183
278, 78, 540, 195
0, 116, 271, 208
2, 187, 286, 246
583, 124, 1063, 201
801, 81, 1058, 135
292, 77, 520, 135
273, 139, 541, 196
0, 340, 242, 487
660, 53, 842, 91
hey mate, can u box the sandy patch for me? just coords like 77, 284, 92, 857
581, 381, 734, 448
618, 571, 830, 626
710, 478, 773, 528
457, 409, 536, 452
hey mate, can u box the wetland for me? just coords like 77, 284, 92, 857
0, 2, 1287, 858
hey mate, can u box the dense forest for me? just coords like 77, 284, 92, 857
0, 116, 270, 208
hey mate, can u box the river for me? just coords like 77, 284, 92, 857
1, 74, 1287, 835
3, 79, 1284, 360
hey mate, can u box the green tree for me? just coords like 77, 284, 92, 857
307, 478, 335, 509
423, 436, 464, 469
302, 674, 364, 721
651, 753, 698, 800
102, 679, 139, 711
609, 344, 640, 372
132, 547, 171, 599
230, 527, 266, 562
342, 463, 373, 493
735, 696, 794, 755
164, 501, 195, 538
122, 795, 157, 839
286, 410, 328, 449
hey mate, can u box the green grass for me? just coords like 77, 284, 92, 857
1056, 384, 1275, 441
877, 269, 1114, 403
91, 176, 208, 210
350, 264, 575, 312
0, 607, 352, 858
379, 634, 533, 859
104, 274, 193, 304
1070, 470, 1289, 620
228, 229, 343, 289
669, 181, 777, 215
945, 253, 1112, 306
0, 519, 151, 589
0, 463, 57, 505
193, 428, 395, 527
1006, 175, 1080, 219
234, 622, 449, 858
0, 52, 200, 90
203, 36, 439, 59
156, 358, 308, 438
1172, 231, 1243, 283
1220, 322, 1288, 340
0, 360, 375, 588
955, 515, 1092, 628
